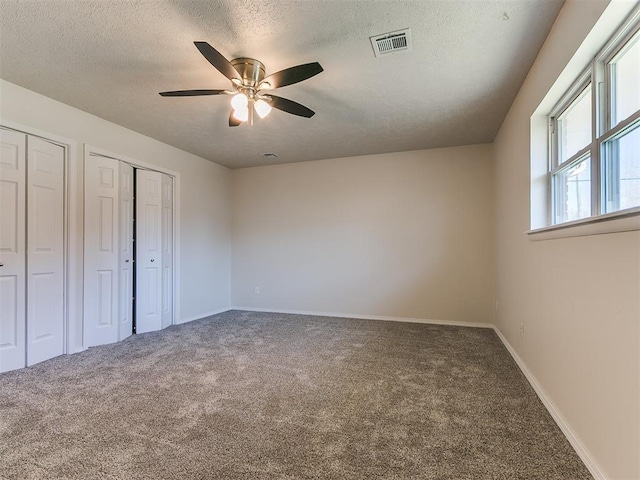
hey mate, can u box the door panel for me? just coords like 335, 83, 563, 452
26, 136, 64, 366
161, 174, 173, 329
99, 197, 115, 251
0, 129, 26, 373
144, 267, 158, 314
136, 170, 162, 334
97, 270, 114, 326
0, 276, 19, 351
119, 163, 134, 341
84, 155, 119, 347
32, 185, 55, 250
30, 272, 56, 341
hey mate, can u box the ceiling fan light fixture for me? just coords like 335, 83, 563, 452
254, 99, 272, 119
231, 93, 248, 110
232, 106, 249, 122
160, 42, 322, 127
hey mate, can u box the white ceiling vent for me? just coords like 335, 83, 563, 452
370, 29, 412, 57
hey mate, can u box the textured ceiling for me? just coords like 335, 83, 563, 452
0, 0, 563, 168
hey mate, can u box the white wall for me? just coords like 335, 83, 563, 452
0, 80, 232, 351
231, 145, 493, 324
493, 1, 639, 478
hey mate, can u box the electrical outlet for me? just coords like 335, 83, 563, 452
519, 322, 525, 337
254, 287, 260, 295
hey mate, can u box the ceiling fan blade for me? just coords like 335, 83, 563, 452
268, 95, 315, 118
194, 41, 241, 82
259, 62, 323, 90
159, 89, 229, 97
229, 110, 242, 127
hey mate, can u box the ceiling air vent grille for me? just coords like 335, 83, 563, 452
370, 29, 412, 57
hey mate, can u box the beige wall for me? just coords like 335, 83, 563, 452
493, 1, 639, 478
231, 145, 493, 324
0, 80, 232, 350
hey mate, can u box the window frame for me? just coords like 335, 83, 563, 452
603, 23, 640, 131
548, 72, 594, 224
546, 7, 640, 227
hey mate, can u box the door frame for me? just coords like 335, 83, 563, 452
83, 145, 180, 343
0, 121, 78, 356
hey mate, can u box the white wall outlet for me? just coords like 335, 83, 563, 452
519, 322, 525, 337
254, 287, 260, 295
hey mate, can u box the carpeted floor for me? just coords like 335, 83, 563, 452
0, 310, 591, 479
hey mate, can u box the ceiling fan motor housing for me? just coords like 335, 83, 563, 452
231, 58, 266, 91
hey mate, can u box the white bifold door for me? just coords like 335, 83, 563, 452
161, 174, 173, 330
135, 170, 173, 333
119, 163, 134, 341
135, 170, 162, 334
83, 156, 121, 346
84, 155, 173, 347
0, 129, 65, 373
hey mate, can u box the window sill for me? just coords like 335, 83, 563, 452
527, 207, 640, 240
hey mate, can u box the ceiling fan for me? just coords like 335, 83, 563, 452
159, 42, 323, 127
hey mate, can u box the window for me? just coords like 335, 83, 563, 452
548, 11, 640, 226
603, 28, 640, 214
551, 83, 593, 224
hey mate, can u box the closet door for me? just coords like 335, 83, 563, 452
161, 174, 173, 329
136, 170, 162, 334
26, 137, 64, 366
84, 155, 120, 346
0, 130, 26, 372
118, 163, 134, 341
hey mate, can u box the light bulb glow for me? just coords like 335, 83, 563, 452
232, 106, 249, 122
254, 99, 272, 119
231, 93, 248, 110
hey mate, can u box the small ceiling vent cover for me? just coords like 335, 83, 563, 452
370, 29, 412, 57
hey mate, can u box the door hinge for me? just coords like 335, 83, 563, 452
549, 118, 556, 134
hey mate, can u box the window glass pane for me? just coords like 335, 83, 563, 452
557, 86, 592, 163
611, 32, 640, 126
554, 157, 591, 224
603, 124, 640, 213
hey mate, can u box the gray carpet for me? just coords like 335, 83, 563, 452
0, 310, 591, 479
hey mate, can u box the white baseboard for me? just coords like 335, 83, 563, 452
177, 307, 232, 325
492, 326, 605, 480
231, 306, 493, 329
